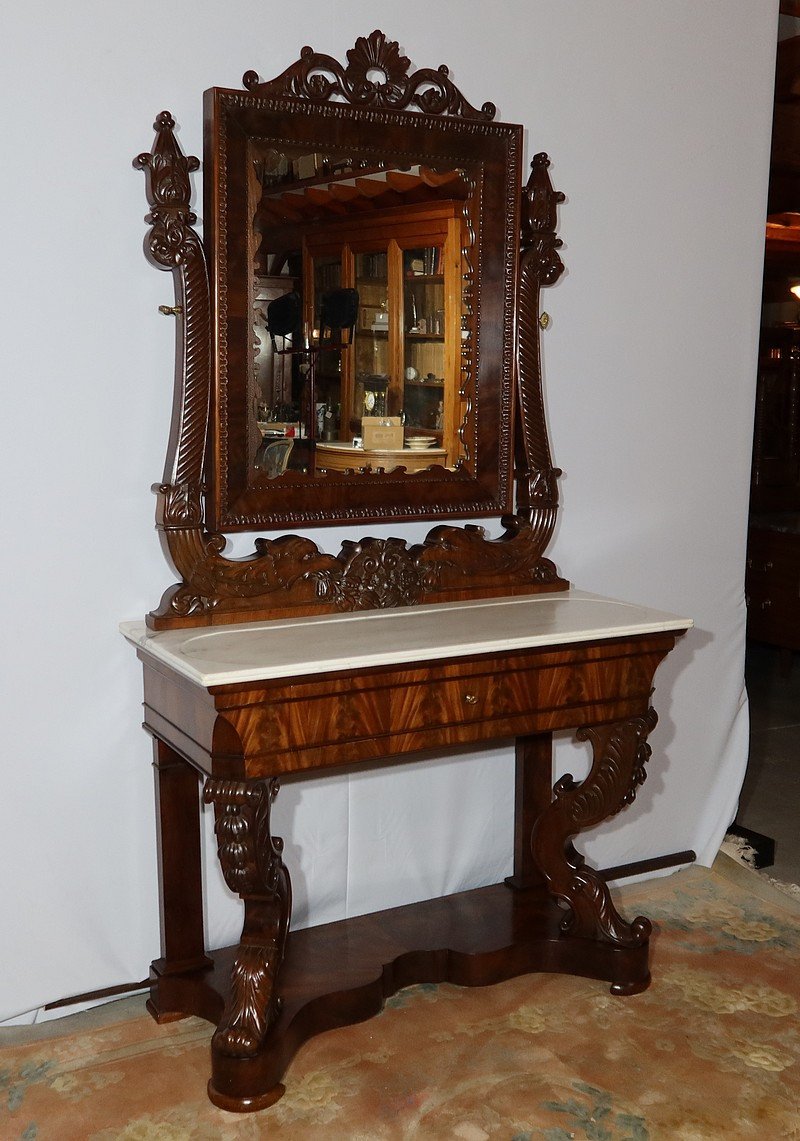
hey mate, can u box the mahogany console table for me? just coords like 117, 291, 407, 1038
122, 589, 690, 1113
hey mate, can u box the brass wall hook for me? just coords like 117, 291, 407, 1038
158, 304, 184, 316
539, 312, 550, 330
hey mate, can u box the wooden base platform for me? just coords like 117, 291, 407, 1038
148, 881, 650, 1113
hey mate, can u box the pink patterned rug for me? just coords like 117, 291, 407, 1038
3, 857, 799, 1139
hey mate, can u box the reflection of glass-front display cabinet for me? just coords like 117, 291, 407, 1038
304, 203, 466, 467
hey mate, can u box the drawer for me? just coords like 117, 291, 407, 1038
391, 672, 527, 732
208, 634, 677, 776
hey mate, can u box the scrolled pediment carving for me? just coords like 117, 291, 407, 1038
242, 30, 496, 122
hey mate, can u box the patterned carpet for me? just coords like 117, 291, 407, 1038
3, 856, 800, 1139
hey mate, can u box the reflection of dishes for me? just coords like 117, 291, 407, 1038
406, 436, 436, 450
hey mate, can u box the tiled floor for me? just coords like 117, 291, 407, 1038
738, 644, 800, 886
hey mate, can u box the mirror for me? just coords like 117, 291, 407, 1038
203, 31, 523, 531
251, 153, 472, 480
135, 31, 566, 628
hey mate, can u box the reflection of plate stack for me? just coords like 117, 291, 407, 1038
406, 436, 436, 451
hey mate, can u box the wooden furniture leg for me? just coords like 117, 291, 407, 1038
148, 740, 211, 1023
506, 732, 553, 890
203, 777, 292, 1111
531, 709, 658, 994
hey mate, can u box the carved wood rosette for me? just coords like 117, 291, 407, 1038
135, 53, 566, 630
203, 778, 292, 1058
531, 709, 658, 952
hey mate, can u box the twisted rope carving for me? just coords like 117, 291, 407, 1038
515, 153, 564, 528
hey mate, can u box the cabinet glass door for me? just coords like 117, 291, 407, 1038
401, 245, 446, 440
312, 254, 343, 437
353, 248, 392, 431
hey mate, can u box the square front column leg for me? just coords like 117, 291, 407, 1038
506, 732, 553, 890
148, 739, 212, 1023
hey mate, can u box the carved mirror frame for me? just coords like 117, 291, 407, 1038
135, 31, 566, 629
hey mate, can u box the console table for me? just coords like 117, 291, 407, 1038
122, 589, 690, 1113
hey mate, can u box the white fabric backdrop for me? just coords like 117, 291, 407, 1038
0, 0, 778, 1023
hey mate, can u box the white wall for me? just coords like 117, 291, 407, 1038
0, 0, 778, 1022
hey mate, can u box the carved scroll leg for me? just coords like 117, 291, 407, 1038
531, 709, 658, 955
203, 778, 292, 1059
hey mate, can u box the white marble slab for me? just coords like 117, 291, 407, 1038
120, 590, 691, 689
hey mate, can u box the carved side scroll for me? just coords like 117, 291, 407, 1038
135, 54, 567, 630
203, 778, 291, 1058
515, 153, 565, 547
531, 710, 658, 951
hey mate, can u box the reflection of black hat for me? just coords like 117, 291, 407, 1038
266, 291, 302, 340
320, 287, 359, 333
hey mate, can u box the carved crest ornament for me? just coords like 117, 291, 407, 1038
135, 32, 567, 629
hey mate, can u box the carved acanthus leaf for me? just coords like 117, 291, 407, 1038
157, 481, 204, 528
532, 711, 658, 948
149, 515, 567, 625
415, 517, 562, 591
203, 779, 292, 1058
203, 779, 286, 897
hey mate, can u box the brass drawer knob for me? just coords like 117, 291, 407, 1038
464, 693, 479, 705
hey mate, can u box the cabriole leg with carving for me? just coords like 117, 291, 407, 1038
203, 778, 292, 1111
531, 709, 658, 994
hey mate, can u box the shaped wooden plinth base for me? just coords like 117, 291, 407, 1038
149, 880, 650, 1113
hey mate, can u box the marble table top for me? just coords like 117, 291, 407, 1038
121, 590, 691, 689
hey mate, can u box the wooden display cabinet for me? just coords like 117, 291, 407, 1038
746, 223, 800, 661
303, 202, 465, 464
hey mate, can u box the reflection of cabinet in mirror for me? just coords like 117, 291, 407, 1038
303, 202, 466, 466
